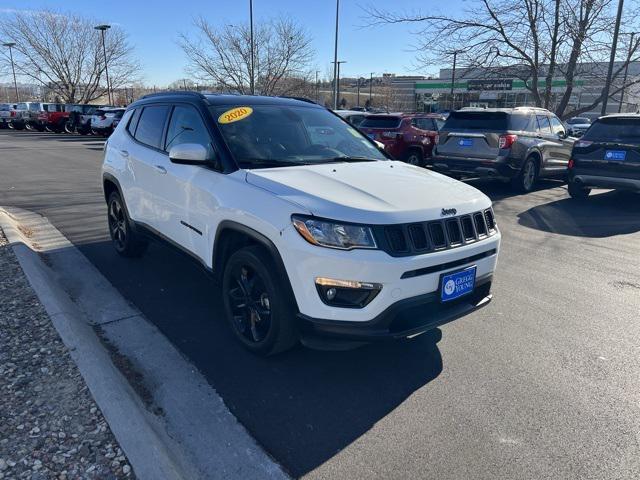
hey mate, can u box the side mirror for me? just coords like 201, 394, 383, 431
169, 143, 211, 165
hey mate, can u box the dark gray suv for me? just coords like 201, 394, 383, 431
432, 107, 574, 192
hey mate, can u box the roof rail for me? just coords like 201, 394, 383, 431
140, 90, 207, 100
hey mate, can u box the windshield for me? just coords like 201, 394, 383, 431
568, 117, 590, 124
211, 104, 387, 169
582, 118, 640, 144
0, 104, 12, 111
360, 116, 402, 129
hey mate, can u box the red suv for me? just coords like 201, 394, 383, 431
359, 113, 444, 166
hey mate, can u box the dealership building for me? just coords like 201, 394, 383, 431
410, 61, 640, 117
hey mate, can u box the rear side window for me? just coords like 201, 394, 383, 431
582, 118, 640, 143
443, 112, 509, 130
360, 116, 402, 129
508, 114, 536, 132
134, 105, 170, 149
17, 103, 28, 110
537, 116, 552, 134
127, 108, 141, 135
549, 116, 565, 135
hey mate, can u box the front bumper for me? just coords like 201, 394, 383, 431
299, 274, 492, 345
279, 224, 500, 323
432, 156, 520, 179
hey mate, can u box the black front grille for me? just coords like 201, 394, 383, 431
428, 223, 446, 249
474, 212, 488, 236
408, 224, 429, 250
385, 227, 408, 252
375, 208, 497, 257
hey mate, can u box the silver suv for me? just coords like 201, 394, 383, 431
432, 107, 575, 192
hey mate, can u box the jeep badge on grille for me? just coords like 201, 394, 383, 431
441, 208, 457, 216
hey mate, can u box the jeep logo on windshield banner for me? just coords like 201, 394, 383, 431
441, 208, 457, 216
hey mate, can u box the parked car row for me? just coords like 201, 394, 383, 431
0, 102, 125, 137
336, 105, 638, 196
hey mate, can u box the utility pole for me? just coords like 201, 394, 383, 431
618, 32, 636, 113
95, 25, 113, 105
3, 42, 19, 102
332, 0, 340, 109
315, 70, 319, 103
369, 72, 374, 106
183, 79, 187, 90
336, 61, 346, 108
601, 0, 624, 116
356, 78, 360, 107
447, 50, 464, 111
249, 0, 255, 95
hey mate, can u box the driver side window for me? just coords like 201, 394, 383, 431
165, 105, 211, 152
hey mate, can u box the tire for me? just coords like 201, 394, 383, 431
7, 122, 15, 130
511, 156, 539, 193
405, 149, 425, 167
222, 245, 299, 355
568, 181, 591, 200
64, 121, 75, 134
107, 191, 148, 257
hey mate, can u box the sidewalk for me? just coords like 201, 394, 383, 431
0, 228, 133, 480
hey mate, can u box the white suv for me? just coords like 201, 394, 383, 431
101, 92, 501, 355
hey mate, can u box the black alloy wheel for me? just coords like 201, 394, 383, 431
107, 192, 147, 257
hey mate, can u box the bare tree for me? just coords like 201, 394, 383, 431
365, 0, 640, 118
179, 16, 315, 97
0, 10, 139, 103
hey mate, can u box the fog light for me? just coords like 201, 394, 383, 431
315, 277, 382, 309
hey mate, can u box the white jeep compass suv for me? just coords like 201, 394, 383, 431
101, 92, 501, 355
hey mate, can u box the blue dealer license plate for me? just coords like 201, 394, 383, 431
459, 138, 473, 147
440, 266, 476, 302
605, 150, 626, 161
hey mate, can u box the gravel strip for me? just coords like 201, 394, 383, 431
0, 229, 134, 480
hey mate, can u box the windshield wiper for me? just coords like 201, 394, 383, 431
322, 156, 378, 163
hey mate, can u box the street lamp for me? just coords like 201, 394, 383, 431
94, 24, 112, 105
601, 0, 624, 115
446, 49, 465, 111
3, 42, 19, 103
618, 31, 637, 113
336, 61, 346, 108
249, 0, 255, 95
332, 0, 340, 109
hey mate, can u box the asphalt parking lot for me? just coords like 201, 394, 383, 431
1, 129, 639, 479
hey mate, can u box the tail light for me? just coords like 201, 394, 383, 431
10, 111, 15, 117
575, 140, 593, 148
568, 159, 575, 169
498, 134, 518, 149
381, 131, 401, 139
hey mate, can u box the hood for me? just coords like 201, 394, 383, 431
245, 161, 490, 224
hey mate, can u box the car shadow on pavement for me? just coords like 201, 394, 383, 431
76, 239, 444, 478
464, 177, 565, 201
517, 190, 640, 237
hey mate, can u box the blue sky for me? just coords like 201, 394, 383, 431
0, 0, 461, 86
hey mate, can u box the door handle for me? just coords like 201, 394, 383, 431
154, 165, 167, 174
120, 149, 129, 158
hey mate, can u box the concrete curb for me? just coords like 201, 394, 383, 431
0, 207, 288, 480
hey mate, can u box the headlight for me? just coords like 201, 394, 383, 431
292, 215, 377, 250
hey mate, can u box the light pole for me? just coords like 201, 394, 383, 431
332, 0, 340, 109
446, 49, 465, 111
336, 61, 346, 108
95, 24, 112, 105
618, 32, 636, 113
3, 42, 19, 103
601, 0, 624, 115
356, 77, 360, 107
369, 72, 374, 107
315, 70, 320, 103
249, 0, 255, 95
